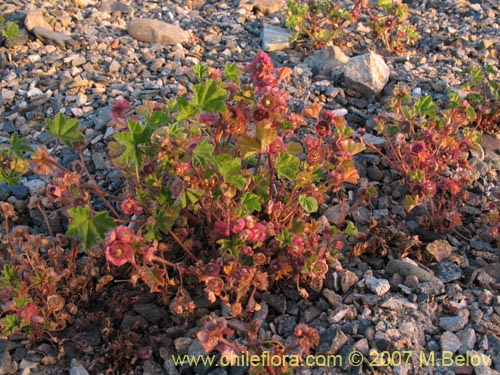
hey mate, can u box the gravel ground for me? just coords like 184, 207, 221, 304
0, 0, 499, 374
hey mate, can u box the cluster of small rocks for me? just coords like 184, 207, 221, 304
0, 0, 499, 374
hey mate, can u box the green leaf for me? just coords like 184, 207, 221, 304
256, 124, 277, 152
115, 120, 152, 166
2, 21, 19, 39
298, 195, 318, 213
193, 64, 209, 82
276, 230, 292, 248
192, 138, 215, 170
470, 66, 484, 86
402, 194, 419, 212
408, 169, 425, 183
236, 135, 261, 159
378, 0, 392, 10
215, 154, 246, 189
0, 265, 18, 285
414, 95, 437, 118
217, 237, 244, 259
276, 152, 299, 181
191, 80, 227, 114
8, 133, 32, 159
241, 192, 261, 213
176, 97, 197, 121
465, 106, 477, 123
179, 188, 204, 208
66, 206, 115, 249
224, 62, 241, 83
252, 174, 270, 200
46, 113, 84, 146
447, 92, 461, 108
344, 221, 358, 236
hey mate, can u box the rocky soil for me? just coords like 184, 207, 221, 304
0, 0, 499, 374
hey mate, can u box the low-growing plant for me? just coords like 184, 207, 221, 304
366, 84, 482, 232
196, 316, 319, 375
102, 52, 365, 314
285, 0, 418, 53
0, 16, 19, 41
1, 53, 367, 343
0, 202, 92, 339
458, 64, 500, 135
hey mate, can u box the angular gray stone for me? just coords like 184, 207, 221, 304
324, 204, 349, 227
70, 359, 90, 375
318, 326, 347, 354
344, 52, 390, 97
440, 331, 462, 353
0, 351, 13, 375
127, 19, 189, 45
143, 359, 166, 375
303, 45, 349, 77
32, 27, 72, 48
99, 0, 133, 14
133, 303, 168, 324
1, 89, 15, 102
434, 261, 462, 283
341, 270, 359, 292
262, 25, 290, 52
365, 275, 390, 297
381, 297, 417, 311
438, 316, 468, 332
457, 328, 476, 350
386, 259, 443, 284
24, 10, 52, 31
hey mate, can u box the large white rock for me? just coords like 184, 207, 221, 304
127, 19, 190, 45
344, 52, 390, 97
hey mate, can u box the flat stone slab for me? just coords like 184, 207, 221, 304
127, 19, 190, 45
262, 24, 290, 51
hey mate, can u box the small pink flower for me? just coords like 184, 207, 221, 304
214, 221, 230, 237
144, 247, 156, 265
105, 240, 133, 266
110, 99, 131, 121
315, 120, 331, 137
231, 218, 246, 234
174, 162, 192, 176
250, 223, 267, 242
200, 112, 219, 124
410, 141, 426, 154
268, 136, 285, 155
121, 197, 142, 216
46, 184, 63, 203
109, 225, 136, 244
304, 136, 321, 150
288, 236, 305, 257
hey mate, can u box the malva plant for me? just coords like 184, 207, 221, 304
103, 52, 365, 314
1, 52, 365, 343
366, 84, 482, 232
285, 0, 418, 53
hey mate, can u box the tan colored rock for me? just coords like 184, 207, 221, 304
25, 10, 52, 32
240, 0, 286, 14
127, 19, 189, 45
